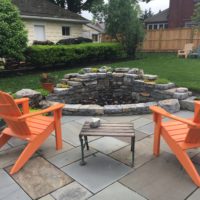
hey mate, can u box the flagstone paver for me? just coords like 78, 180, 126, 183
186, 189, 200, 200
7, 157, 73, 199
47, 147, 96, 168
120, 152, 197, 200
37, 135, 73, 159
51, 182, 92, 200
8, 138, 27, 147
136, 122, 154, 135
110, 136, 155, 168
61, 116, 85, 124
0, 169, 31, 200
88, 182, 147, 200
89, 137, 129, 154
38, 195, 55, 200
61, 153, 132, 193
0, 143, 11, 151
0, 145, 27, 168
61, 121, 83, 146
131, 117, 152, 129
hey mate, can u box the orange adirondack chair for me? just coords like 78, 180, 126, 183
150, 102, 200, 186
0, 91, 64, 174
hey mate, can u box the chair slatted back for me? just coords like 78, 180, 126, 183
184, 43, 193, 53
0, 91, 31, 136
185, 101, 200, 143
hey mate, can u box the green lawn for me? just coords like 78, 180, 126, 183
1, 53, 200, 93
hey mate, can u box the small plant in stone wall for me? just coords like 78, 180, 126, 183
56, 83, 69, 88
155, 78, 170, 85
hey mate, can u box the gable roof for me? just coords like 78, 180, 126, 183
12, 0, 89, 23
86, 23, 105, 33
145, 9, 169, 23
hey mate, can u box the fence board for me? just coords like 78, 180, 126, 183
142, 28, 200, 52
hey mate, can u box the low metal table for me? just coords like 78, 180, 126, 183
79, 122, 135, 167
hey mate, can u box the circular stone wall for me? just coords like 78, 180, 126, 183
47, 67, 193, 115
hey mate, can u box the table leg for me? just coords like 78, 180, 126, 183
84, 136, 89, 150
79, 135, 86, 166
131, 136, 135, 167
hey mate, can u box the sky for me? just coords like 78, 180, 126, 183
82, 0, 170, 20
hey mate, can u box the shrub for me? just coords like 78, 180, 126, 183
33, 40, 54, 45
26, 43, 126, 65
0, 0, 27, 60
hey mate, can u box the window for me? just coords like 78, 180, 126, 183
153, 24, 158, 30
62, 26, 70, 36
148, 24, 153, 30
159, 24, 164, 29
92, 34, 98, 42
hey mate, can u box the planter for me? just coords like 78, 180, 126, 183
41, 83, 54, 92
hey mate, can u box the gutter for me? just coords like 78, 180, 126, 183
21, 15, 90, 24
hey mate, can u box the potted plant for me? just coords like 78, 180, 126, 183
40, 73, 56, 92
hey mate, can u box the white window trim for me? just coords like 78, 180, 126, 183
62, 26, 71, 37
147, 23, 168, 30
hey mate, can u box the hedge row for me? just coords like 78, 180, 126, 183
25, 43, 127, 66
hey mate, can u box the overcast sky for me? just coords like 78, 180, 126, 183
82, 0, 170, 20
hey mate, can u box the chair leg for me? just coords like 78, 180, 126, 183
153, 116, 161, 156
173, 147, 200, 186
10, 132, 51, 175
0, 134, 11, 148
54, 110, 62, 150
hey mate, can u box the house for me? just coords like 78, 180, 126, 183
12, 0, 90, 44
145, 0, 199, 30
82, 23, 105, 43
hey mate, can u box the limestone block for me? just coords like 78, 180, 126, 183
104, 105, 122, 114
114, 68, 130, 73
180, 96, 196, 111
15, 89, 42, 107
158, 99, 180, 113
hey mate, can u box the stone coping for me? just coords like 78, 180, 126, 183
62, 102, 157, 116
62, 99, 181, 116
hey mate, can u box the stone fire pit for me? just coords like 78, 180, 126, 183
46, 67, 193, 116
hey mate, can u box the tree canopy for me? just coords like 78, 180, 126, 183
192, 2, 200, 26
106, 0, 144, 57
0, 0, 27, 60
49, 0, 151, 14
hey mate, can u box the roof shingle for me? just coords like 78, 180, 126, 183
145, 9, 169, 23
12, 0, 89, 22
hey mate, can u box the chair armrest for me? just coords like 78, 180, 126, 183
15, 98, 29, 104
18, 103, 64, 121
178, 50, 184, 53
15, 98, 30, 114
150, 106, 197, 127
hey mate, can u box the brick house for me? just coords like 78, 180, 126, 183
145, 0, 199, 30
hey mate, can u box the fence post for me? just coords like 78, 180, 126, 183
158, 29, 162, 51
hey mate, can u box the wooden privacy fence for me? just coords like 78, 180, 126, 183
142, 28, 200, 52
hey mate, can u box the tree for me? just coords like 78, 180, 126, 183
192, 2, 200, 26
49, 0, 151, 14
0, 0, 27, 61
105, 0, 144, 58
141, 8, 153, 21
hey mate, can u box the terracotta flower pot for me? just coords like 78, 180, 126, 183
41, 83, 54, 92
